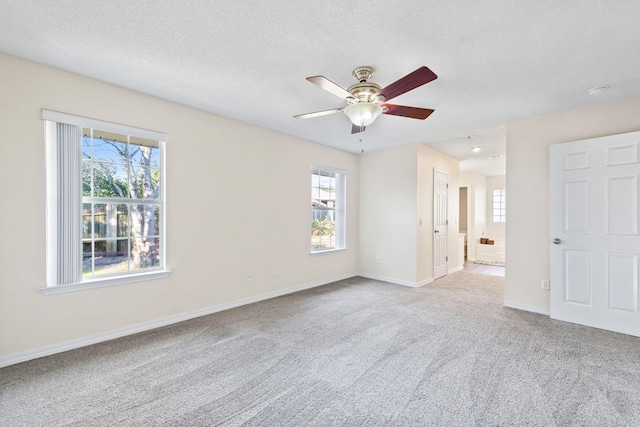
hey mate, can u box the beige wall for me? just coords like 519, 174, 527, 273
359, 144, 418, 284
417, 144, 460, 281
506, 96, 640, 313
0, 53, 360, 360
358, 143, 460, 286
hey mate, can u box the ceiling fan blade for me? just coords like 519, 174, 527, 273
306, 76, 354, 100
351, 124, 366, 134
375, 66, 437, 102
382, 104, 435, 120
294, 107, 344, 119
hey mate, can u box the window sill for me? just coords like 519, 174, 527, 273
39, 270, 171, 296
310, 248, 348, 256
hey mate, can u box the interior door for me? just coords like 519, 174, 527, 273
434, 169, 448, 279
550, 131, 640, 337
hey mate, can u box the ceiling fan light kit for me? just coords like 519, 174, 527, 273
344, 102, 383, 126
295, 65, 437, 134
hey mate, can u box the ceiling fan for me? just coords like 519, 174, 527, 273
294, 66, 437, 134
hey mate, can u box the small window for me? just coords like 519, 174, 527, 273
43, 110, 168, 293
492, 188, 506, 223
311, 166, 346, 252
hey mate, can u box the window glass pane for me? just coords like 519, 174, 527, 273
117, 204, 129, 237
319, 174, 331, 188
82, 161, 92, 197
130, 138, 160, 166
82, 128, 92, 158
129, 166, 161, 200
93, 239, 129, 276
92, 162, 128, 198
82, 203, 92, 239
311, 213, 336, 250
82, 241, 92, 276
90, 130, 128, 163
93, 204, 107, 238
129, 205, 159, 237
130, 237, 160, 270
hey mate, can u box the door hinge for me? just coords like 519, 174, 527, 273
446, 219, 449, 225
446, 183, 449, 189
446, 256, 448, 261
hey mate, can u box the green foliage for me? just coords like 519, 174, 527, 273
311, 216, 335, 236
82, 161, 127, 198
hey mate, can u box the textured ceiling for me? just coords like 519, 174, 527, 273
1, 1, 639, 174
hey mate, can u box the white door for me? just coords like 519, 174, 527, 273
434, 169, 448, 279
550, 131, 640, 337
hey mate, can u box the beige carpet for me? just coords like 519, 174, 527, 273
2, 272, 640, 426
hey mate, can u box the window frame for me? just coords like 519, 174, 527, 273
492, 188, 506, 223
310, 165, 347, 254
41, 110, 169, 295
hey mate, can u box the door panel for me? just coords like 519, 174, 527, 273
607, 253, 638, 312
607, 176, 638, 234
564, 180, 590, 233
550, 131, 640, 336
564, 250, 591, 305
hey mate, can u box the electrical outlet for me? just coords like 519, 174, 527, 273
247, 272, 252, 281
541, 280, 550, 290
272, 268, 277, 277
375, 256, 381, 264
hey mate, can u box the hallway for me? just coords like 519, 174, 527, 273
463, 261, 505, 277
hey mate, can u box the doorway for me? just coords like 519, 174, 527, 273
459, 186, 468, 262
434, 169, 448, 279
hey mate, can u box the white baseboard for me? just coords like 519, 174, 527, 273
358, 273, 433, 288
448, 266, 464, 274
503, 300, 550, 316
0, 273, 356, 368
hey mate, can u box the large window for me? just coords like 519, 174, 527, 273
492, 188, 506, 223
43, 110, 168, 294
311, 166, 346, 252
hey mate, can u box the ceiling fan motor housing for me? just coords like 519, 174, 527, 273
347, 66, 384, 103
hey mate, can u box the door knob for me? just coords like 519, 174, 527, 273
552, 238, 561, 244
434, 230, 439, 233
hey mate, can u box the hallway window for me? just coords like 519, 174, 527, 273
492, 188, 506, 223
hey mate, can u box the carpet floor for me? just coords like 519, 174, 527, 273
2, 272, 640, 426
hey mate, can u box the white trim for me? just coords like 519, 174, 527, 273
311, 164, 347, 175
39, 270, 171, 295
358, 272, 433, 288
503, 300, 550, 316
310, 247, 348, 256
3, 273, 354, 368
42, 109, 166, 141
448, 266, 464, 274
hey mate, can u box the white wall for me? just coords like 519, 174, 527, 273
459, 172, 487, 261
359, 144, 417, 284
359, 143, 460, 286
0, 53, 360, 361
485, 175, 506, 240
417, 144, 460, 280
506, 96, 640, 313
